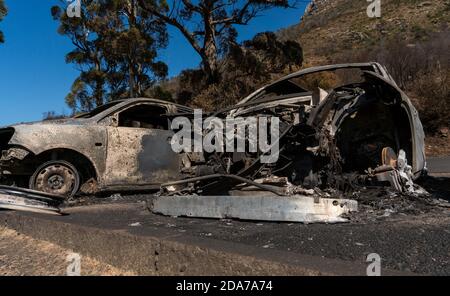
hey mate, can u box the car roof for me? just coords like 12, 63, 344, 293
263, 62, 391, 93
235, 62, 391, 107
77, 97, 193, 122
112, 97, 192, 111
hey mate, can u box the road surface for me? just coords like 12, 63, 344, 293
427, 157, 450, 174
0, 157, 448, 276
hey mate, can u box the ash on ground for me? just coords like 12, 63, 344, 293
339, 176, 450, 223
63, 176, 450, 224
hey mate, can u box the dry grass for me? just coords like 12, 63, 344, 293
0, 226, 135, 276
425, 136, 450, 157
282, 0, 450, 63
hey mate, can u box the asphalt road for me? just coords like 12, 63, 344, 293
0, 157, 448, 276
5, 199, 449, 275
427, 157, 450, 174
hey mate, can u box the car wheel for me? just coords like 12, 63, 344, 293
29, 160, 80, 198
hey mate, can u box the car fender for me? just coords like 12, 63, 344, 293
8, 124, 107, 177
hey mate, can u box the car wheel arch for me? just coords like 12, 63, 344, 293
31, 148, 100, 187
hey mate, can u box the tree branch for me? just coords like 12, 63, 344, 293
138, 0, 204, 56
181, 0, 202, 13
211, 0, 253, 25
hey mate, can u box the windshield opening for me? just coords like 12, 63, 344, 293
74, 101, 122, 119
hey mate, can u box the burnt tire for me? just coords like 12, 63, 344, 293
29, 160, 80, 198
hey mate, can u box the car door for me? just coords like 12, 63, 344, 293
103, 102, 181, 187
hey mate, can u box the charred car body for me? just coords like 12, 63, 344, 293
0, 98, 192, 197
0, 63, 427, 220
152, 63, 427, 222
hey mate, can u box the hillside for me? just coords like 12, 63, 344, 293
279, 0, 450, 65
277, 0, 450, 156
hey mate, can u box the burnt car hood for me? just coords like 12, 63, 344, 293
0, 117, 103, 159
0, 118, 90, 130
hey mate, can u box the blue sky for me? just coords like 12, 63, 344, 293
0, 0, 307, 126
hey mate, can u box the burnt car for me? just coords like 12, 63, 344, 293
159, 62, 427, 199
0, 98, 192, 198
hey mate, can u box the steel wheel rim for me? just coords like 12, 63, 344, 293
34, 164, 77, 196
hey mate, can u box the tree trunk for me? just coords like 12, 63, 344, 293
128, 0, 137, 98
95, 80, 103, 107
202, 6, 219, 83
93, 55, 104, 107
129, 60, 135, 98
203, 38, 218, 83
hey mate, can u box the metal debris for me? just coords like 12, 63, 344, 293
151, 194, 358, 224
0, 185, 64, 215
129, 222, 142, 227
371, 148, 428, 195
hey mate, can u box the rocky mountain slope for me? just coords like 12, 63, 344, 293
279, 0, 450, 64
277, 0, 450, 156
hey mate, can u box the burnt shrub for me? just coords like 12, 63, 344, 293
411, 67, 450, 134
174, 32, 303, 111
333, 29, 450, 134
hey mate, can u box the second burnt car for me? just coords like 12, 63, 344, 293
159, 62, 427, 198
0, 98, 192, 198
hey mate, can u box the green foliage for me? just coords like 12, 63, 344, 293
52, 0, 168, 112
0, 0, 7, 43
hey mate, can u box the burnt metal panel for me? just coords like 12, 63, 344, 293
104, 127, 180, 187
0, 185, 64, 215
8, 124, 107, 178
151, 194, 358, 223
